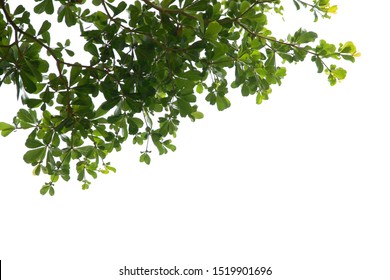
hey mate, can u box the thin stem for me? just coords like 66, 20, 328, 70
236, 21, 331, 72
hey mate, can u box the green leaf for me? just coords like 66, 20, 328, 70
196, 83, 204, 93
70, 65, 82, 86
40, 185, 50, 195
86, 169, 98, 179
241, 83, 250, 96
341, 54, 355, 63
180, 70, 203, 81
64, 6, 77, 26
20, 71, 37, 93
128, 117, 143, 135
293, 0, 301, 10
0, 122, 14, 137
0, 122, 14, 131
105, 165, 116, 173
297, 31, 318, 44
186, 0, 207, 11
73, 83, 97, 94
191, 111, 204, 119
177, 99, 193, 117
163, 140, 176, 152
312, 56, 324, 73
65, 49, 75, 57
34, 0, 47, 14
45, 0, 54, 14
140, 153, 151, 165
240, 1, 251, 14
111, 1, 127, 16
216, 95, 231, 111
25, 138, 44, 149
327, 5, 338, 14
256, 93, 263, 105
100, 96, 121, 111
51, 174, 59, 183
77, 146, 95, 158
339, 41, 357, 54
34, 0, 54, 14
32, 164, 41, 176
23, 147, 47, 164
38, 20, 51, 35
25, 98, 43, 109
152, 134, 167, 155
161, 0, 174, 8
332, 67, 347, 80
205, 21, 222, 40
14, 5, 25, 15
84, 41, 99, 56
17, 109, 37, 124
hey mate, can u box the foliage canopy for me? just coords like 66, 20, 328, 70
0, 0, 358, 195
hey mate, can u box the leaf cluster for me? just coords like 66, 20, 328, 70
0, 0, 358, 194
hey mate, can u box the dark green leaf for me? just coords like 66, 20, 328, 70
38, 20, 51, 35
17, 109, 37, 124
25, 138, 44, 149
100, 96, 121, 111
20, 71, 37, 93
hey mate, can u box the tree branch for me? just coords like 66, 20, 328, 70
237, 21, 331, 72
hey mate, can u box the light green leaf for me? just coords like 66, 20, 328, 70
256, 93, 263, 105
105, 165, 116, 173
196, 83, 203, 93
240, 1, 250, 14
332, 68, 347, 80
0, 122, 15, 137
191, 111, 204, 119
327, 5, 338, 14
339, 41, 356, 54
205, 21, 222, 40
216, 95, 231, 111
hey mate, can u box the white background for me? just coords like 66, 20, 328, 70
1, 1, 390, 279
